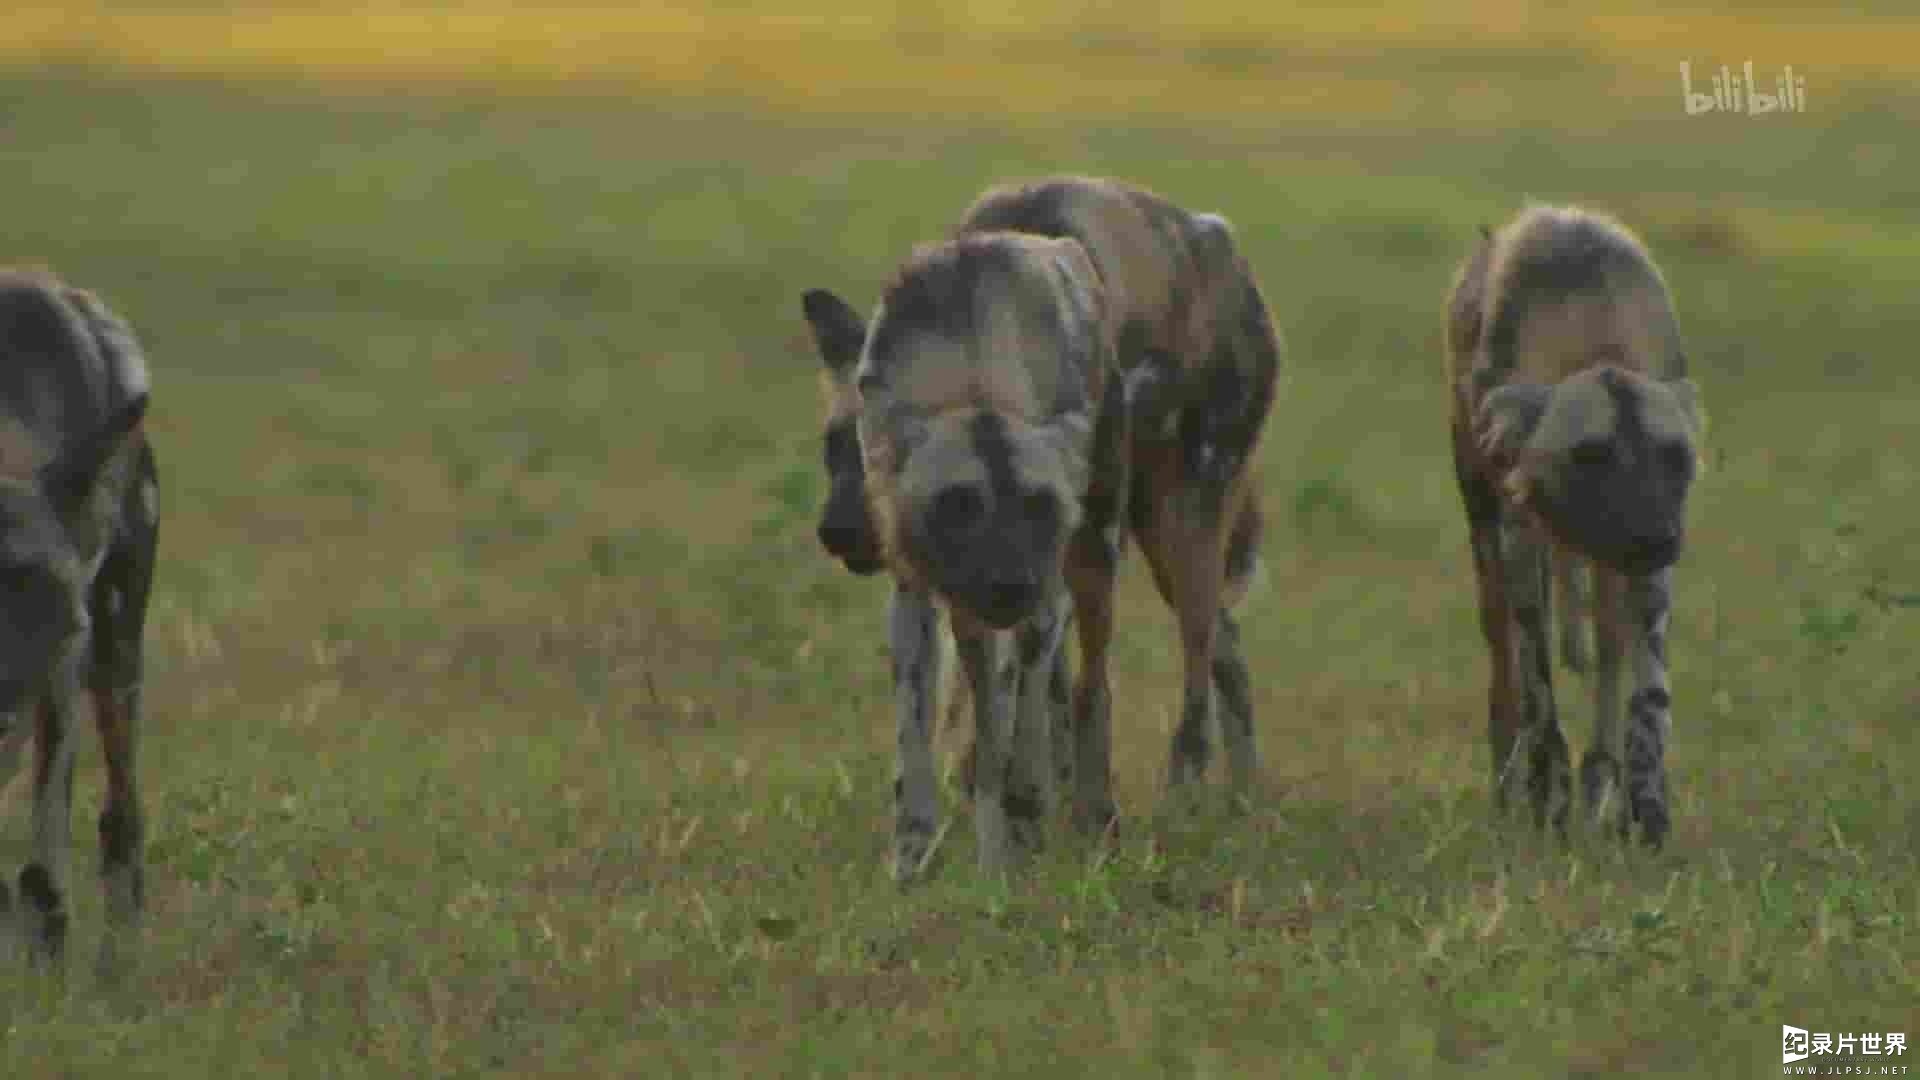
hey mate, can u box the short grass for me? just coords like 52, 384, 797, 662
0, 4, 1917, 1076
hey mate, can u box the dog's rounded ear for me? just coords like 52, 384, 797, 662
801, 289, 868, 377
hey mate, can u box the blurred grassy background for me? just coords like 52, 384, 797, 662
0, 3, 1915, 1076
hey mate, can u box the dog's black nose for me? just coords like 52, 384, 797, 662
817, 520, 859, 558
979, 580, 1039, 628
1626, 530, 1682, 573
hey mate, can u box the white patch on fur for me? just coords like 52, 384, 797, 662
1502, 469, 1533, 505
1192, 212, 1233, 237
98, 318, 151, 399
80, 547, 108, 586
140, 478, 159, 524
118, 355, 150, 398
1633, 608, 1672, 687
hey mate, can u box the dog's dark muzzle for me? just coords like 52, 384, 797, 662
969, 579, 1041, 630
1616, 530, 1683, 576
817, 506, 884, 575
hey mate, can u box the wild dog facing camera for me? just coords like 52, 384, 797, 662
888, 408, 1082, 630
1475, 365, 1703, 576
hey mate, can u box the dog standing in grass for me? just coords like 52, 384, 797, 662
1445, 205, 1705, 848
0, 269, 159, 974
803, 177, 1283, 880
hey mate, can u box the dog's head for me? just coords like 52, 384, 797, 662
810, 232, 1110, 628
880, 404, 1087, 629
1474, 365, 1703, 575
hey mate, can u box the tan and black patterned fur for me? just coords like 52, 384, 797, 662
0, 269, 158, 976
803, 177, 1283, 880
1445, 205, 1705, 848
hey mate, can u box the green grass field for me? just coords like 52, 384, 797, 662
0, 5, 1916, 1075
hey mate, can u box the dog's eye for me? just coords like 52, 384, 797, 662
1569, 440, 1615, 468
1659, 442, 1694, 475
1020, 491, 1057, 525
929, 486, 984, 533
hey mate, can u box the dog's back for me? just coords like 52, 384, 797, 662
952, 177, 1281, 607
0, 271, 149, 479
1453, 204, 1685, 390
954, 177, 1273, 390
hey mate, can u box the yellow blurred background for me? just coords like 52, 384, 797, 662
4, 3, 1911, 121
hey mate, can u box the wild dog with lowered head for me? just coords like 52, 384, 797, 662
1445, 205, 1704, 848
0, 269, 158, 973
805, 305, 1069, 801
807, 232, 1123, 879
803, 177, 1282, 879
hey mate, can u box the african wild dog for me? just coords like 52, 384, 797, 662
802, 233, 1122, 880
806, 307, 1070, 802
0, 269, 158, 973
1445, 205, 1704, 848
803, 177, 1282, 880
